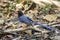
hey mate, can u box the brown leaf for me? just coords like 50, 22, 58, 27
43, 14, 57, 22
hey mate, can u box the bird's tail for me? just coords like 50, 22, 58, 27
33, 22, 56, 31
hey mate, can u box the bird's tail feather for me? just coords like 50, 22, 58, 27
33, 22, 56, 31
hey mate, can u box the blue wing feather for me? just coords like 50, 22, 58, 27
19, 15, 33, 25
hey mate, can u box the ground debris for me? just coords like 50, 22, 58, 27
0, 0, 60, 40
43, 14, 57, 22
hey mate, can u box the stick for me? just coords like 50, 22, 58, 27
3, 26, 50, 33
31, 0, 60, 7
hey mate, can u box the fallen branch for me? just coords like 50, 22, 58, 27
31, 0, 60, 7
48, 22, 60, 26
3, 25, 50, 33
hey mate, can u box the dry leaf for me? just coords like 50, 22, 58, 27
21, 23, 27, 28
25, 30, 32, 35
43, 14, 57, 22
16, 3, 23, 11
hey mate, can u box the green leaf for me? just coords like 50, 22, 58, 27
16, 0, 23, 4
9, 3, 14, 9
6, 7, 10, 14
57, 0, 60, 1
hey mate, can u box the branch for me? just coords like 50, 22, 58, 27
31, 0, 60, 7
3, 25, 50, 33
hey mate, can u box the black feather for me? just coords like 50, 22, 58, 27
17, 10, 23, 17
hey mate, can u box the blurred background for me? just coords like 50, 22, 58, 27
0, 0, 60, 40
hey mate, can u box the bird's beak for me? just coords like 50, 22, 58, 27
15, 11, 18, 17
15, 11, 18, 14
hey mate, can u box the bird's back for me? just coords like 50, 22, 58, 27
19, 15, 33, 25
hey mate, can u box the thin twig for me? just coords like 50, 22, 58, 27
3, 26, 50, 33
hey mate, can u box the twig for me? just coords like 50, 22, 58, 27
48, 22, 60, 26
3, 26, 50, 33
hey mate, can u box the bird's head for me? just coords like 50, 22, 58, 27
16, 10, 24, 17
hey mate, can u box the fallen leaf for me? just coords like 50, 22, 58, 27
16, 3, 23, 11
25, 30, 32, 35
43, 14, 57, 22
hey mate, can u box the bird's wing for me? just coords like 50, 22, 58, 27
19, 16, 33, 25
26, 17, 33, 22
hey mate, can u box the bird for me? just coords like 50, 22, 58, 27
16, 10, 56, 31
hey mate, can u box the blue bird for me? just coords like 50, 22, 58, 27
16, 10, 56, 31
